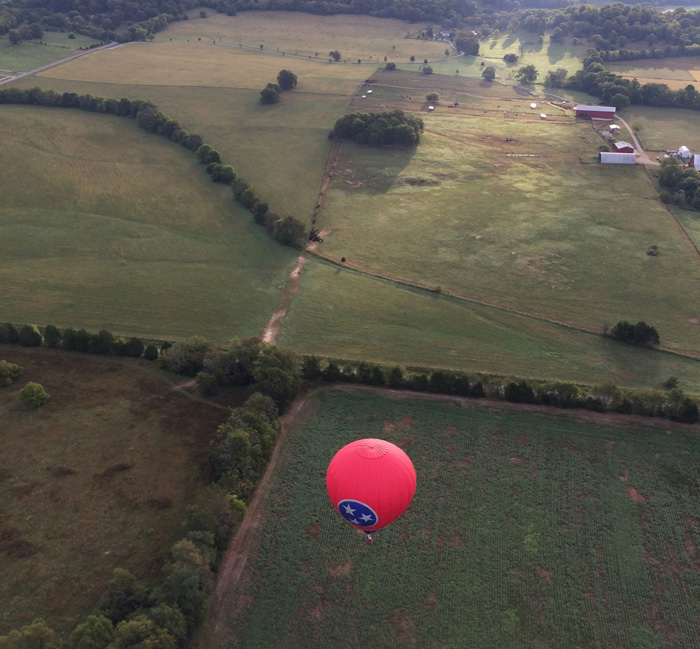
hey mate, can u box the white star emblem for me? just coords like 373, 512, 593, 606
360, 513, 373, 523
343, 504, 356, 515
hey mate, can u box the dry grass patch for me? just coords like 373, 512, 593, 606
0, 346, 227, 636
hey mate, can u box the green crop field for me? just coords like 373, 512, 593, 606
277, 258, 700, 391
210, 388, 700, 649
314, 107, 700, 357
0, 31, 101, 74
0, 346, 227, 635
0, 105, 296, 340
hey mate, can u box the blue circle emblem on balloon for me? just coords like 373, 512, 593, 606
337, 499, 379, 528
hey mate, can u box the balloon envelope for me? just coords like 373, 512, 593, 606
326, 438, 416, 532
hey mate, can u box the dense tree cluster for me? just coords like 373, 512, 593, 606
657, 156, 700, 210
609, 320, 660, 347
160, 337, 302, 411
332, 109, 424, 146
564, 52, 700, 112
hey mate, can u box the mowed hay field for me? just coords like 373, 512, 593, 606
211, 388, 700, 649
277, 258, 700, 392
0, 346, 227, 635
0, 105, 295, 340
154, 11, 447, 64
314, 100, 700, 356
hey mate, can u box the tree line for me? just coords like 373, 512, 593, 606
658, 157, 700, 210
0, 87, 306, 248
330, 109, 424, 146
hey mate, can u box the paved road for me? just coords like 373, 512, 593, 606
0, 41, 119, 86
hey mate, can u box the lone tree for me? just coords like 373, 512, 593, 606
329, 50, 341, 62
260, 85, 280, 105
19, 382, 50, 408
482, 66, 496, 82
277, 69, 297, 91
385, 62, 396, 70
422, 66, 433, 75
426, 92, 439, 102
515, 64, 538, 85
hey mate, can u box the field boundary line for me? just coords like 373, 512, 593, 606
306, 248, 700, 362
0, 41, 118, 85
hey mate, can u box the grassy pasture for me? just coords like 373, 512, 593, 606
26, 44, 364, 215
0, 32, 101, 74
278, 258, 700, 391
607, 57, 700, 82
0, 105, 296, 340
314, 107, 700, 356
623, 104, 700, 151
213, 388, 700, 649
156, 11, 447, 64
0, 346, 227, 636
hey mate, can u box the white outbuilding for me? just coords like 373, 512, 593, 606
599, 152, 636, 164
678, 145, 692, 159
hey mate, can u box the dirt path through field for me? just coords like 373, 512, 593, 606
201, 395, 317, 649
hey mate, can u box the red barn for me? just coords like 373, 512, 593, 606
613, 141, 635, 153
574, 105, 616, 120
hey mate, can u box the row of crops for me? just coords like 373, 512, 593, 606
223, 390, 700, 649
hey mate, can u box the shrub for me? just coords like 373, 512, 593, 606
19, 382, 50, 408
0, 360, 24, 387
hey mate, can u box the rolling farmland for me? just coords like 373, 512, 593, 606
212, 388, 700, 649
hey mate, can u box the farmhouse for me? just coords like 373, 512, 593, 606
574, 105, 616, 120
612, 141, 635, 153
600, 152, 636, 164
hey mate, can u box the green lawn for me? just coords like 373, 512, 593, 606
278, 257, 700, 392
623, 104, 700, 151
313, 112, 700, 356
209, 388, 700, 649
0, 105, 296, 341
0, 32, 101, 74
0, 346, 227, 635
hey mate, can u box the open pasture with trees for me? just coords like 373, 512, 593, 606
211, 388, 700, 649
0, 345, 227, 635
481, 30, 588, 78
153, 11, 448, 64
315, 109, 700, 357
20, 43, 365, 215
0, 105, 295, 340
277, 259, 700, 392
0, 31, 101, 74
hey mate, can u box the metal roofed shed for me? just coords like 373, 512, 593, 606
678, 145, 692, 159
613, 141, 635, 153
574, 105, 616, 120
600, 152, 636, 164
609, 124, 621, 132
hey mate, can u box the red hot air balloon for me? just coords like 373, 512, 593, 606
326, 438, 416, 541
